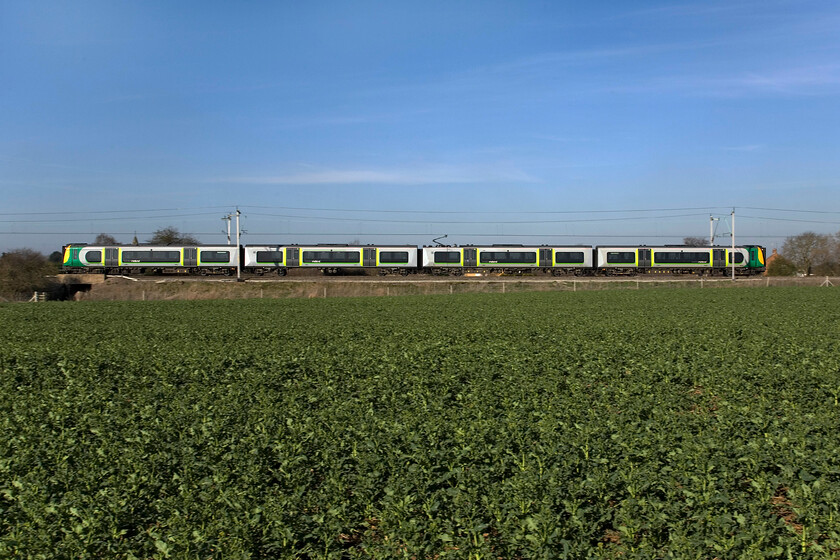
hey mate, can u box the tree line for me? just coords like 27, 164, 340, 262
1, 228, 838, 300
683, 232, 840, 276
767, 231, 840, 276
0, 227, 198, 300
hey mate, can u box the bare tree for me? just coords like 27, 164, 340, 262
682, 237, 709, 247
94, 233, 118, 245
0, 249, 57, 300
147, 227, 200, 246
823, 230, 840, 275
781, 232, 831, 276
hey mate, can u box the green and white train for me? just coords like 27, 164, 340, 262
62, 243, 767, 276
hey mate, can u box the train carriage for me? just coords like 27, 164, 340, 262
244, 245, 419, 275
595, 245, 765, 275
63, 244, 238, 274
422, 245, 595, 275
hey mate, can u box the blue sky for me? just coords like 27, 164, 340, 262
2, 0, 840, 254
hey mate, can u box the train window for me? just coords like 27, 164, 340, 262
86, 250, 102, 263
730, 252, 744, 264
479, 251, 537, 264
606, 251, 636, 264
434, 251, 461, 264
379, 251, 409, 264
554, 251, 585, 264
200, 250, 231, 263
256, 251, 284, 262
121, 250, 181, 263
302, 250, 361, 263
654, 252, 710, 264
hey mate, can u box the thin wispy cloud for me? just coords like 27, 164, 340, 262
739, 65, 840, 94
214, 165, 540, 185
600, 64, 840, 97
376, 40, 728, 97
268, 109, 435, 130
532, 134, 597, 143
618, 1, 764, 20
722, 144, 764, 152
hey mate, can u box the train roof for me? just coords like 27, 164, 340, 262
593, 245, 753, 248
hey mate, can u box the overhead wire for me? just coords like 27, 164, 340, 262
242, 205, 735, 215
244, 211, 712, 225
0, 212, 227, 223
0, 206, 235, 216
740, 215, 840, 225
1, 206, 835, 247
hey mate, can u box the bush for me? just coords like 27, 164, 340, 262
766, 254, 797, 276
0, 249, 57, 300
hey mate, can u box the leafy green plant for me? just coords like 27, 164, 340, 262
1, 288, 839, 557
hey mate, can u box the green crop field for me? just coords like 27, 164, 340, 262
2, 288, 840, 559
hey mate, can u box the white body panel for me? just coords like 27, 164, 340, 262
372, 247, 419, 268
421, 247, 464, 268
195, 246, 238, 267
243, 246, 286, 268
78, 246, 108, 266
549, 247, 593, 268
595, 247, 639, 268
725, 248, 750, 268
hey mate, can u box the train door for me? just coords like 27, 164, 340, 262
105, 248, 119, 266
286, 248, 300, 267
539, 248, 552, 268
363, 248, 377, 267
463, 248, 477, 267
638, 248, 651, 268
713, 249, 726, 268
183, 248, 197, 266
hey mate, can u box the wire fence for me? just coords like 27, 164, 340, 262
67, 275, 839, 301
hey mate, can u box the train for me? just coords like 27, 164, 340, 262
61, 242, 767, 276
